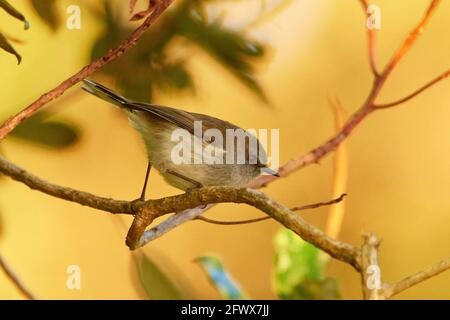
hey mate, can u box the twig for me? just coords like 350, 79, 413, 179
195, 193, 347, 226
196, 215, 270, 225
290, 193, 347, 211
383, 256, 450, 298
248, 0, 443, 190
359, 0, 379, 77
0, 0, 174, 141
0, 255, 35, 299
374, 69, 450, 109
380, 0, 441, 81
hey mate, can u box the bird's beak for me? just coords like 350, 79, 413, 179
261, 166, 280, 177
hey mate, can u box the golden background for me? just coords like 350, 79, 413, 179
0, 0, 449, 299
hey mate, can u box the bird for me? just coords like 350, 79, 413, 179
81, 79, 278, 200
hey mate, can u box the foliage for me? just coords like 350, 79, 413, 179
0, 0, 60, 63
91, 0, 266, 102
0, 0, 29, 29
0, 33, 21, 64
273, 229, 341, 300
10, 111, 79, 148
0, 0, 29, 63
30, 0, 60, 31
190, 231, 341, 300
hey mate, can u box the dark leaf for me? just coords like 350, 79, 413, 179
30, 0, 60, 31
281, 277, 341, 300
120, 76, 153, 102
0, 33, 21, 63
91, 0, 266, 102
138, 253, 182, 300
11, 112, 79, 148
152, 61, 194, 92
0, 0, 30, 29
177, 5, 267, 101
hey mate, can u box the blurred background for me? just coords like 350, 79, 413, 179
0, 0, 449, 299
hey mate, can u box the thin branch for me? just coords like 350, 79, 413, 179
290, 193, 347, 211
0, 255, 35, 300
196, 215, 270, 225
0, 0, 174, 141
380, 0, 441, 81
248, 0, 443, 190
359, 0, 379, 77
374, 69, 450, 109
195, 193, 347, 226
384, 256, 450, 298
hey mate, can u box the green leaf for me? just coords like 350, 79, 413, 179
152, 61, 194, 93
0, 0, 30, 29
0, 33, 21, 64
138, 253, 182, 300
274, 229, 341, 300
195, 255, 246, 300
30, 0, 60, 31
286, 277, 341, 300
10, 112, 79, 148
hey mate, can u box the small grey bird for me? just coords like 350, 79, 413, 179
82, 79, 277, 199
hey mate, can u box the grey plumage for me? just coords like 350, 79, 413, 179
82, 79, 274, 191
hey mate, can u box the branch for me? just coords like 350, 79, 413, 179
195, 193, 347, 226
126, 187, 361, 269
0, 255, 35, 299
359, 0, 379, 77
380, 0, 441, 81
357, 233, 450, 299
249, 0, 443, 190
384, 256, 450, 298
0, 155, 361, 270
359, 233, 385, 300
0, 0, 174, 141
196, 215, 270, 225
374, 69, 450, 109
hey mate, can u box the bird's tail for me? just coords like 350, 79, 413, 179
81, 79, 129, 108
